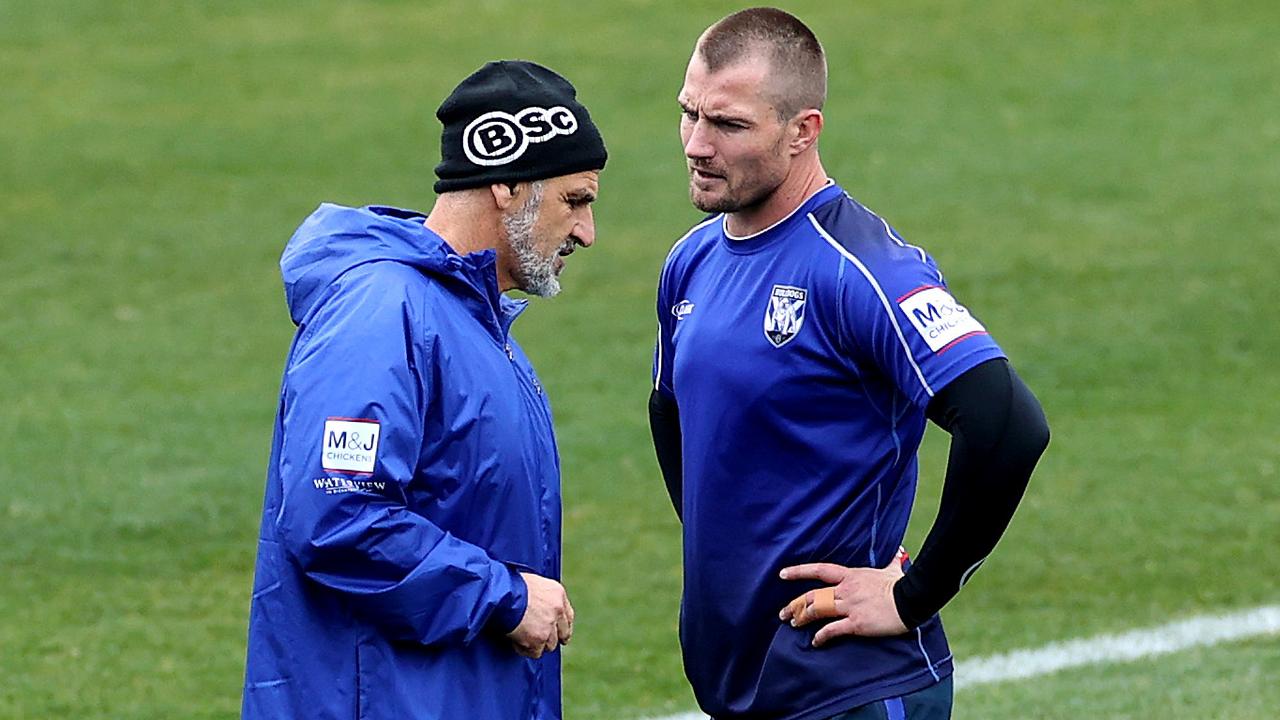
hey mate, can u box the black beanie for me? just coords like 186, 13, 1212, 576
433, 60, 608, 194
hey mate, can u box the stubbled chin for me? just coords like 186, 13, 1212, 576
690, 178, 717, 194
690, 185, 724, 208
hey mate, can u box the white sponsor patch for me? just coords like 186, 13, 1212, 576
898, 286, 986, 352
321, 418, 380, 474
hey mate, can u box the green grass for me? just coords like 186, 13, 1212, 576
962, 635, 1280, 720
1, 1, 1277, 718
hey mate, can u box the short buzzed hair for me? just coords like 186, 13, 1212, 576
696, 7, 827, 120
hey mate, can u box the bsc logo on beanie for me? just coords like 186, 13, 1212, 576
463, 106, 579, 167
434, 61, 606, 193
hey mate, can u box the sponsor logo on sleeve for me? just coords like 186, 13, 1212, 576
321, 418, 380, 475
763, 284, 808, 348
463, 106, 579, 166
672, 299, 695, 319
311, 477, 388, 495
898, 286, 987, 352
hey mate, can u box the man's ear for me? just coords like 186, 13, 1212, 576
490, 182, 520, 211
789, 109, 824, 156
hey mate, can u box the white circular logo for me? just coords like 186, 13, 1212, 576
462, 105, 579, 166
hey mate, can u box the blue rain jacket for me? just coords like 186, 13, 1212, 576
242, 203, 562, 720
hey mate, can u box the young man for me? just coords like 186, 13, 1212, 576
242, 60, 605, 720
650, 9, 1049, 719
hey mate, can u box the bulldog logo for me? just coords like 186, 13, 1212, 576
763, 284, 807, 348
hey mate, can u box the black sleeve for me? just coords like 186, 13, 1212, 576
891, 358, 1050, 629
648, 389, 684, 521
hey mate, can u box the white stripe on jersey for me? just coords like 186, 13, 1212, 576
653, 323, 664, 392
807, 213, 935, 398
663, 213, 723, 264
655, 214, 723, 391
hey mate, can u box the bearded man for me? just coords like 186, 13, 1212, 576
241, 60, 605, 720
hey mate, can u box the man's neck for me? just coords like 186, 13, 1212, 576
423, 197, 515, 291
724, 158, 829, 237
424, 193, 500, 254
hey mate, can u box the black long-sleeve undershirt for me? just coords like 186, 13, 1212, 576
647, 358, 1049, 629
648, 389, 684, 520
893, 358, 1049, 627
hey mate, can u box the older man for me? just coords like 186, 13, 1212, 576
650, 9, 1049, 720
242, 60, 604, 720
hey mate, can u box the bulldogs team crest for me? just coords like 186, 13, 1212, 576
763, 284, 807, 347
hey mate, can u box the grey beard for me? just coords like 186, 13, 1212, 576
502, 181, 560, 297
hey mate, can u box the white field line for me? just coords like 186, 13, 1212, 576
646, 604, 1280, 720
955, 603, 1280, 687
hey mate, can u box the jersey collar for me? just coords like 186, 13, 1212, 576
719, 180, 842, 253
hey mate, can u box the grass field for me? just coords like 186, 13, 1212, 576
2, 1, 1278, 718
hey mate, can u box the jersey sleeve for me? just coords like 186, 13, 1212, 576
838, 248, 1006, 408
275, 267, 527, 647
652, 254, 678, 399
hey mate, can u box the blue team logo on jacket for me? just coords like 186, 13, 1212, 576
763, 284, 807, 347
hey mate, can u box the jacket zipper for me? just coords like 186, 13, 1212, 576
504, 342, 542, 395
504, 339, 555, 579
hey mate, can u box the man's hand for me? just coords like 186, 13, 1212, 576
507, 573, 574, 659
778, 549, 909, 646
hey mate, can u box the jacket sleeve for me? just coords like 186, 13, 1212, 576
274, 267, 528, 647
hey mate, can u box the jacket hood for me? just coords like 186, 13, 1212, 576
281, 203, 465, 325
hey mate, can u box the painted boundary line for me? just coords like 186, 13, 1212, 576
955, 603, 1280, 687
645, 604, 1280, 720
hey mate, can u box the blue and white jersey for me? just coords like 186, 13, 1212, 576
654, 182, 1005, 719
